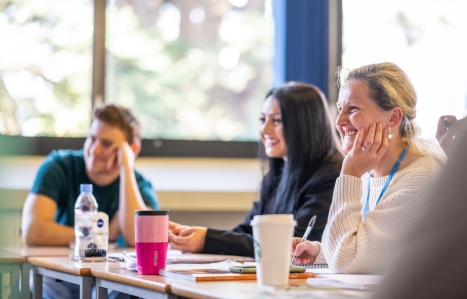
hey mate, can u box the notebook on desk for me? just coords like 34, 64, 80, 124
295, 263, 334, 274
159, 260, 315, 281
295, 263, 328, 268
159, 268, 315, 281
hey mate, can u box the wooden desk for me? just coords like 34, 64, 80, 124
28, 256, 98, 299
0, 246, 72, 258
1, 246, 135, 299
170, 278, 375, 299
27, 256, 178, 299
1, 246, 71, 299
0, 251, 26, 299
91, 265, 179, 299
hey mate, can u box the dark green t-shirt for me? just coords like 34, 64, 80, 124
31, 149, 159, 227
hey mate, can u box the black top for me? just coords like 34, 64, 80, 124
202, 151, 343, 256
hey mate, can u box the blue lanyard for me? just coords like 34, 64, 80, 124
362, 144, 409, 222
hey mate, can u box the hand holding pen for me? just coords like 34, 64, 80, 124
290, 215, 316, 265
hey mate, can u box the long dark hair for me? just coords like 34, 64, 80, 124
259, 82, 342, 213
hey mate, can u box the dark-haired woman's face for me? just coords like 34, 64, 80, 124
259, 96, 286, 160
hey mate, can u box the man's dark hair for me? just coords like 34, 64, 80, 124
93, 104, 141, 143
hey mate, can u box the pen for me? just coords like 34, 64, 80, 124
291, 215, 316, 265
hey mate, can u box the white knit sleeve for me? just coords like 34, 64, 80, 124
322, 171, 430, 274
312, 241, 327, 264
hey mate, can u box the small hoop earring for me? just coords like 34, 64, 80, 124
388, 127, 393, 140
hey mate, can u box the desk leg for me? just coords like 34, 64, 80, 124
10, 265, 20, 299
32, 268, 42, 299
79, 276, 93, 299
21, 263, 31, 299
96, 285, 108, 299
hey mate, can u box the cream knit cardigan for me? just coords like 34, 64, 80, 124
313, 156, 442, 273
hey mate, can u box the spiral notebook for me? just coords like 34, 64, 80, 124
295, 263, 333, 274
296, 263, 329, 269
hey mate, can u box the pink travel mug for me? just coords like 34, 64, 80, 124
134, 210, 169, 275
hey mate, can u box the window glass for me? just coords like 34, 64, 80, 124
106, 0, 274, 141
0, 0, 93, 136
342, 0, 467, 140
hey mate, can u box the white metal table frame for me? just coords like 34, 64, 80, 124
21, 262, 31, 299
31, 265, 177, 299
32, 266, 93, 299
0, 263, 21, 299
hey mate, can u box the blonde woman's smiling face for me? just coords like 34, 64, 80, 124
336, 80, 391, 153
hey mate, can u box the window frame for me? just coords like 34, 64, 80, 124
2, 0, 342, 158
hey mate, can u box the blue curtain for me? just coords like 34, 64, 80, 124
273, 0, 330, 98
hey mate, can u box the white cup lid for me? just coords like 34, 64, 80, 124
250, 214, 296, 226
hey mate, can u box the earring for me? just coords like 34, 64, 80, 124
388, 127, 393, 140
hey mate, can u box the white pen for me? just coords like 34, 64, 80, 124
291, 215, 316, 265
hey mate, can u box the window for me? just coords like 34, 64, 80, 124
106, 0, 274, 142
342, 0, 467, 140
0, 0, 337, 157
0, 0, 93, 137
1, 0, 274, 145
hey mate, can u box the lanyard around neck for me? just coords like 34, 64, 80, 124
362, 144, 409, 222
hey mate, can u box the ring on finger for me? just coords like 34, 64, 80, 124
361, 146, 371, 152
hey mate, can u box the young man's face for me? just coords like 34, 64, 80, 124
83, 119, 128, 176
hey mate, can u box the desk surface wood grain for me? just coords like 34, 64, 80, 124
0, 250, 26, 264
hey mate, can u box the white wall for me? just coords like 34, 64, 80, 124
0, 156, 263, 247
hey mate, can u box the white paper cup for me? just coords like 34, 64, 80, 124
250, 214, 296, 290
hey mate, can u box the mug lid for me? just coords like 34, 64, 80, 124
250, 214, 296, 226
135, 210, 169, 216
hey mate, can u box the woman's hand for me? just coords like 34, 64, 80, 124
341, 122, 389, 177
291, 238, 320, 264
168, 226, 208, 253
169, 221, 188, 234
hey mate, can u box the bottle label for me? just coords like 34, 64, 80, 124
75, 213, 93, 227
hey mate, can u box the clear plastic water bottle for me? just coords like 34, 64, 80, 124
74, 184, 98, 257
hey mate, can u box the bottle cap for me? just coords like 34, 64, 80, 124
80, 184, 93, 193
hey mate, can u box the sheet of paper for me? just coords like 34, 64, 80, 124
165, 260, 244, 271
307, 274, 382, 291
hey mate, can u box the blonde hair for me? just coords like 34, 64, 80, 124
338, 62, 446, 163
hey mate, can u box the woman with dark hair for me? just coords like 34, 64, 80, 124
169, 82, 344, 257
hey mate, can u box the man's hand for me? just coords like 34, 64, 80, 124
106, 142, 136, 172
168, 226, 208, 253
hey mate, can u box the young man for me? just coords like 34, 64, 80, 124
22, 104, 159, 247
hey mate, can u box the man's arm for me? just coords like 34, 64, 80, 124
22, 193, 74, 246
117, 142, 151, 246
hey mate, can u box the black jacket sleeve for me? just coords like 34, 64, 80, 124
201, 200, 258, 256
201, 153, 342, 257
